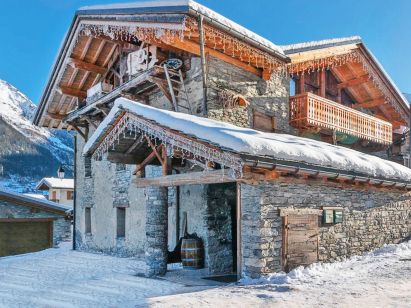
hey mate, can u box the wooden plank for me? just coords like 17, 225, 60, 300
337, 74, 369, 89
59, 86, 87, 99
69, 57, 107, 75
133, 170, 235, 187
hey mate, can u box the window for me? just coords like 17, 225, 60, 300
252, 110, 275, 132
117, 208, 126, 238
85, 156, 92, 177
85, 208, 91, 234
67, 191, 73, 200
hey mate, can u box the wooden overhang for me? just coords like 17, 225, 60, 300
83, 107, 411, 190
33, 1, 288, 130
283, 37, 410, 128
0, 190, 70, 216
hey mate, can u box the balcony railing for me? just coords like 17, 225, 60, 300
290, 92, 392, 144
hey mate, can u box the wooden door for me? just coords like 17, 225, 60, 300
0, 220, 53, 257
282, 213, 319, 272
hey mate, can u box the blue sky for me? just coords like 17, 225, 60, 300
1, 0, 410, 104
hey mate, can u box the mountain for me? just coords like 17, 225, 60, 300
0, 80, 73, 193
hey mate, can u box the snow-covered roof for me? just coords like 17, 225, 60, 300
23, 193, 47, 200
36, 177, 74, 190
77, 0, 284, 56
0, 189, 71, 214
84, 98, 411, 183
280, 36, 362, 54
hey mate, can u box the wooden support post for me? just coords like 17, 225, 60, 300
319, 70, 326, 97
337, 88, 342, 103
298, 74, 305, 94
161, 145, 171, 176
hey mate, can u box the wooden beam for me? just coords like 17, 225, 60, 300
59, 86, 87, 99
145, 136, 164, 164
165, 38, 262, 78
133, 150, 158, 175
69, 58, 107, 75
337, 74, 369, 89
125, 137, 143, 155
133, 169, 236, 187
106, 152, 138, 164
71, 124, 86, 140
47, 112, 65, 120
353, 97, 386, 109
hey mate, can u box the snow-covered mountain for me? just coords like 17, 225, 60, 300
0, 80, 73, 193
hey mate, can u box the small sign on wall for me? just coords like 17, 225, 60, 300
322, 207, 343, 224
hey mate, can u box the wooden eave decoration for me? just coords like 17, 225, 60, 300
287, 45, 409, 125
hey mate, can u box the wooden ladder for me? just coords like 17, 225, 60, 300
163, 64, 192, 114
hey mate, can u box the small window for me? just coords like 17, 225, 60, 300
117, 208, 126, 238
252, 110, 275, 132
67, 191, 73, 200
85, 208, 92, 234
85, 156, 92, 177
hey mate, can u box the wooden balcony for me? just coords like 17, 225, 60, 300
290, 92, 392, 144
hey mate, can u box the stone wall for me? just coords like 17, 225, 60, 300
206, 56, 292, 133
240, 180, 411, 278
0, 201, 71, 245
75, 135, 147, 257
206, 183, 237, 274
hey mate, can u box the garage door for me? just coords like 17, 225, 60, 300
0, 220, 53, 257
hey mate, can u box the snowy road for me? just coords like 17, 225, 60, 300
0, 241, 410, 307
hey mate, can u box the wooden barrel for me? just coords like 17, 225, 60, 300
181, 238, 204, 269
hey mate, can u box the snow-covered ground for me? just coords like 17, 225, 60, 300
0, 241, 410, 308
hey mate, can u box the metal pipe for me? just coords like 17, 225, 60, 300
72, 134, 77, 250
198, 15, 208, 116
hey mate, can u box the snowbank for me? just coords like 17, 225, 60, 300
84, 98, 411, 182
240, 240, 411, 286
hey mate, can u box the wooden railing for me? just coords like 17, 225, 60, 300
290, 92, 392, 144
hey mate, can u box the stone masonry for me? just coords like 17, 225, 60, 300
240, 180, 411, 278
145, 165, 168, 276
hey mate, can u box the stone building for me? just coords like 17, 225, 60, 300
33, 1, 410, 279
0, 189, 71, 257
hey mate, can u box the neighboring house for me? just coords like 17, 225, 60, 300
33, 1, 411, 279
0, 189, 71, 257
36, 177, 74, 206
